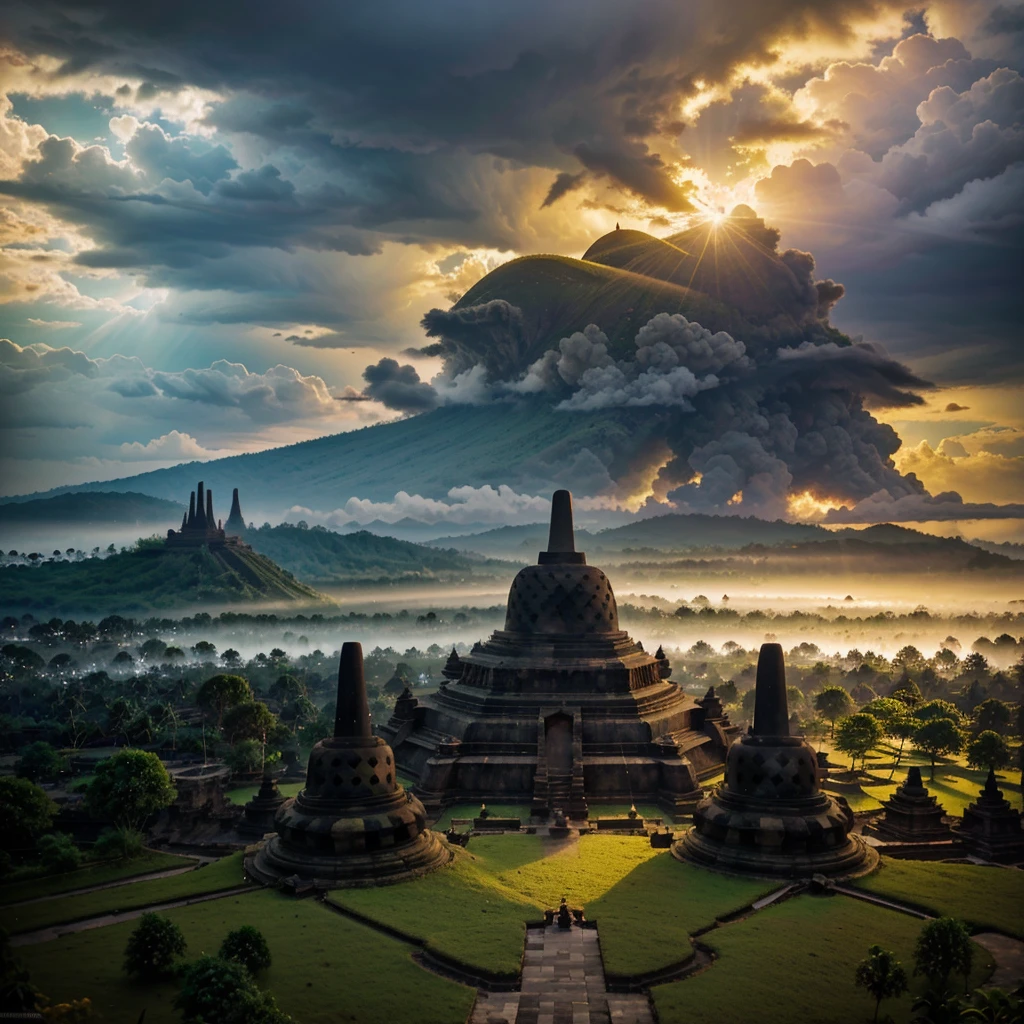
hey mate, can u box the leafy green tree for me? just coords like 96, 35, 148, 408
966, 731, 1011, 773
963, 652, 989, 676
221, 649, 243, 668
815, 685, 854, 737
175, 956, 292, 1023
225, 739, 267, 774
269, 674, 304, 703
86, 749, 176, 832
123, 913, 186, 980
222, 701, 277, 745
914, 700, 963, 725
16, 741, 66, 782
191, 640, 217, 658
0, 778, 58, 852
894, 646, 925, 671
138, 638, 167, 662
717, 680, 738, 705
219, 925, 272, 975
835, 713, 883, 772
914, 918, 973, 994
914, 718, 965, 780
973, 699, 1012, 735
855, 944, 908, 1023
37, 832, 82, 873
891, 677, 923, 707
196, 674, 252, 727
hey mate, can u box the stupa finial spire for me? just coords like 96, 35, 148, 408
206, 487, 214, 527
195, 481, 207, 530
539, 490, 586, 564
334, 642, 372, 739
187, 490, 196, 527
752, 642, 789, 737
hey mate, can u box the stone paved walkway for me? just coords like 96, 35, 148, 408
973, 933, 1024, 990
470, 924, 654, 1024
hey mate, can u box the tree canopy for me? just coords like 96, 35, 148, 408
86, 749, 176, 831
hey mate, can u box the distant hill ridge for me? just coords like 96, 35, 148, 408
0, 491, 183, 522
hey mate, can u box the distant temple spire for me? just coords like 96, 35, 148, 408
187, 490, 196, 527
225, 487, 246, 535
195, 481, 207, 530
205, 487, 214, 526
539, 489, 585, 565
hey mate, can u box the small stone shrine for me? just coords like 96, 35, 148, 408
866, 766, 952, 843
246, 642, 449, 887
674, 643, 877, 878
239, 771, 288, 838
380, 490, 739, 819
957, 769, 1024, 862
224, 487, 247, 535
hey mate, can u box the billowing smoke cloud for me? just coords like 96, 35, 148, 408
362, 357, 439, 413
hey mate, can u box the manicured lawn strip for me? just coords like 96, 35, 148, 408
652, 895, 995, 1024
6, 853, 248, 934
225, 781, 303, 806
586, 802, 664, 821
0, 852, 196, 906
430, 803, 531, 830
18, 888, 476, 1024
854, 858, 1024, 939
329, 845, 542, 977
589, 855, 774, 977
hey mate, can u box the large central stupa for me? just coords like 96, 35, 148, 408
381, 491, 737, 819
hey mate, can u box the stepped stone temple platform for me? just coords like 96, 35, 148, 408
239, 772, 288, 839
165, 480, 248, 550
246, 642, 449, 888
674, 643, 877, 879
864, 767, 953, 845
957, 769, 1024, 863
380, 490, 738, 820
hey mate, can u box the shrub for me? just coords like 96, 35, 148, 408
16, 742, 66, 783
219, 925, 272, 974
914, 917, 973, 994
92, 827, 145, 861
175, 956, 292, 1023
123, 913, 187, 980
37, 833, 82, 873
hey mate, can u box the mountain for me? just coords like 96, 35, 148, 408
341, 517, 501, 543
0, 491, 184, 523
0, 539, 326, 616
15, 401, 633, 519
243, 523, 510, 583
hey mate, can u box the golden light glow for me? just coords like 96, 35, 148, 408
786, 490, 846, 521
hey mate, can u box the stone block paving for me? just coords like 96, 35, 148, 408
470, 924, 653, 1024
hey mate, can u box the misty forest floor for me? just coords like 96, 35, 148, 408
13, 839, 1022, 1024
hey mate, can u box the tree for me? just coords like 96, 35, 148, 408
894, 646, 925, 671
815, 685, 854, 737
37, 832, 82, 873
835, 713, 883, 772
192, 640, 217, 658
966, 731, 1011, 773
269, 674, 304, 703
221, 649, 242, 668
222, 701, 277, 745
220, 925, 271, 974
225, 739, 268, 774
914, 700, 963, 725
16, 741, 66, 782
123, 913, 187, 981
0, 929, 44, 1011
175, 956, 292, 1024
86, 749, 176, 832
963, 651, 989, 676
973, 699, 1012, 735
0, 778, 58, 852
196, 674, 252, 727
914, 918, 973, 994
138, 638, 166, 662
914, 718, 965, 779
717, 680, 738, 705
855, 944, 908, 1023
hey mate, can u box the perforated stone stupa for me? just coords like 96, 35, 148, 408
246, 642, 449, 888
381, 490, 738, 819
674, 643, 877, 878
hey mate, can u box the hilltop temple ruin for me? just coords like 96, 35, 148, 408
380, 490, 738, 819
246, 642, 448, 888
166, 481, 247, 549
674, 643, 877, 878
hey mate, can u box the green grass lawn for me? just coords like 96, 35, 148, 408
855, 858, 1024, 939
652, 895, 995, 1024
429, 803, 531, 830
590, 855, 775, 978
330, 844, 541, 978
225, 781, 303, 806
6, 853, 249, 935
18, 888, 476, 1024
0, 851, 195, 906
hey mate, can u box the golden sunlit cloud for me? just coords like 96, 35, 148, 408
786, 490, 847, 521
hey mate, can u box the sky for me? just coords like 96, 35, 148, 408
0, 0, 1021, 532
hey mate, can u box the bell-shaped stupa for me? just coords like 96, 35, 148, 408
674, 643, 877, 878
246, 642, 449, 887
381, 490, 738, 820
